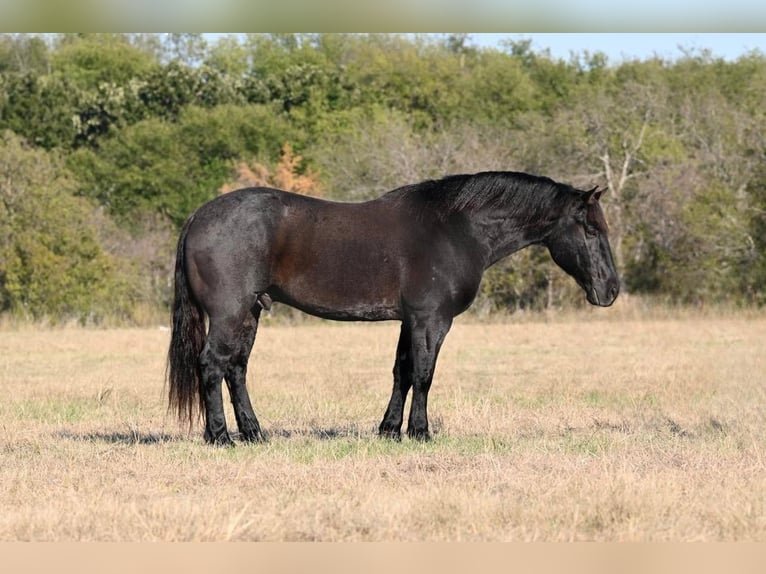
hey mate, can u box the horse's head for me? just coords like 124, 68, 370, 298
544, 186, 620, 307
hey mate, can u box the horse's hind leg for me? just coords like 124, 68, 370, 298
224, 308, 265, 443
199, 314, 247, 446
199, 332, 233, 446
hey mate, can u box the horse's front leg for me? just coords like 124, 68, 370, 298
405, 311, 453, 441
379, 323, 412, 440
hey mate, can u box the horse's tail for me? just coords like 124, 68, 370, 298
166, 214, 205, 427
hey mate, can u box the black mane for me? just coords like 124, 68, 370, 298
386, 171, 578, 220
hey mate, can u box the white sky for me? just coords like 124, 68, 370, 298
468, 33, 766, 61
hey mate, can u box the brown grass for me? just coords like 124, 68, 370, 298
1, 310, 765, 541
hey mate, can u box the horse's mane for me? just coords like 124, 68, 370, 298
385, 171, 577, 221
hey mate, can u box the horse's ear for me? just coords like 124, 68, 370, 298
585, 186, 605, 205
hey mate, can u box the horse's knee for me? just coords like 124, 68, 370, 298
199, 342, 231, 383
198, 345, 216, 369
225, 360, 248, 386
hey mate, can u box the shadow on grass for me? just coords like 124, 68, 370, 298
263, 417, 444, 442
56, 430, 181, 445
264, 425, 375, 441
54, 426, 378, 445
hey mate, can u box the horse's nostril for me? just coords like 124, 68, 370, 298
609, 285, 618, 300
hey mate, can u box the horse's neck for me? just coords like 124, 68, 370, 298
470, 206, 556, 268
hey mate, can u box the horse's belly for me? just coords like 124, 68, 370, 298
271, 265, 401, 321
272, 287, 401, 321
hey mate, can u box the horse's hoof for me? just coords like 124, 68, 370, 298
205, 431, 235, 447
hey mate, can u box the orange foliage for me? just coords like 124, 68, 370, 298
219, 143, 322, 197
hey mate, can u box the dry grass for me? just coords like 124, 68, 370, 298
1, 310, 765, 541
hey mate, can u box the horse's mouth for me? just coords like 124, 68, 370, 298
588, 284, 619, 307
585, 283, 619, 307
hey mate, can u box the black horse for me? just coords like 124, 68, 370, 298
167, 171, 619, 445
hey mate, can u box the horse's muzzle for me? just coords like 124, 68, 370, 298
588, 279, 620, 307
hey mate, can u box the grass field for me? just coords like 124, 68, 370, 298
1, 309, 765, 541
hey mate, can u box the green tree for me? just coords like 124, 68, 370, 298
69, 104, 294, 227
743, 162, 766, 304
205, 34, 249, 76
163, 33, 207, 66
0, 34, 50, 74
0, 131, 135, 322
459, 49, 537, 126
0, 72, 81, 149
50, 34, 157, 88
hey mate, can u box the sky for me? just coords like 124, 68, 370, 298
466, 33, 766, 62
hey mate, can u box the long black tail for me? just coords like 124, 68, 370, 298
166, 214, 205, 427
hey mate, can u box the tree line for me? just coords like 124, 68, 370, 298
1, 33, 765, 323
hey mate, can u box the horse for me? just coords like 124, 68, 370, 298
167, 170, 619, 445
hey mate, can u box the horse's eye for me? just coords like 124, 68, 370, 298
585, 225, 598, 238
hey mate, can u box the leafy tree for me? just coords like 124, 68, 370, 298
0, 131, 135, 322
69, 104, 294, 227
50, 34, 156, 88
0, 72, 81, 149
135, 61, 200, 121
162, 33, 207, 66
459, 49, 537, 126
743, 162, 766, 304
205, 34, 250, 76
0, 34, 50, 74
